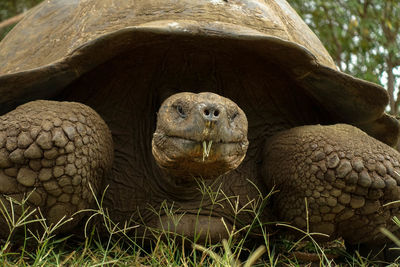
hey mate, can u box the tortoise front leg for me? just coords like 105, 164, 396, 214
0, 100, 113, 237
263, 124, 400, 244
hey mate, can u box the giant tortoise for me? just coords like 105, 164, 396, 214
0, 0, 400, 245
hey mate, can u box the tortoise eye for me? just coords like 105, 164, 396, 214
231, 112, 239, 121
176, 105, 186, 117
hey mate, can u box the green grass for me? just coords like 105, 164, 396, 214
0, 183, 398, 266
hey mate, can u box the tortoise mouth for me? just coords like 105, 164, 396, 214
167, 135, 241, 144
167, 135, 246, 162
152, 133, 248, 179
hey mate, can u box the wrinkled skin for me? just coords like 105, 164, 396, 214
1, 90, 400, 246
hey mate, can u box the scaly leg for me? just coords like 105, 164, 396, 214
0, 100, 113, 237
263, 124, 400, 244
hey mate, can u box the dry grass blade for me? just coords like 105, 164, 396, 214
193, 243, 223, 264
243, 245, 266, 267
202, 140, 213, 161
380, 227, 400, 247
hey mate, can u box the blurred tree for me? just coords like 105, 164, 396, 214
289, 0, 400, 115
0, 0, 43, 40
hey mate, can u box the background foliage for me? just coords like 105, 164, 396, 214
0, 0, 399, 114
0, 0, 43, 40
288, 0, 400, 115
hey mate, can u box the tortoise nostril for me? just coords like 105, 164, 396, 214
201, 104, 222, 121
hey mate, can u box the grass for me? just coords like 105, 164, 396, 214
0, 182, 399, 266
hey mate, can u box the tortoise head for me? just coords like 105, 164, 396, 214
152, 92, 249, 179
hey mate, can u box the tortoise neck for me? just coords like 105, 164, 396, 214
154, 167, 218, 201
